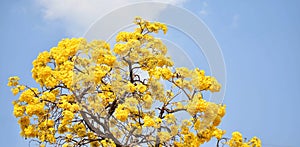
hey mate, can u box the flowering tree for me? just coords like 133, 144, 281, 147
8, 17, 261, 147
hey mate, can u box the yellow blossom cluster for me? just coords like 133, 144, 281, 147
8, 17, 261, 147
227, 132, 262, 147
8, 38, 92, 146
7, 76, 25, 95
31, 38, 85, 88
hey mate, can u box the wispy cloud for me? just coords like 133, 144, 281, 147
199, 1, 208, 16
231, 14, 240, 28
35, 0, 188, 36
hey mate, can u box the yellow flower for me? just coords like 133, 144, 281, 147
142, 94, 153, 109
158, 131, 171, 142
143, 115, 155, 127
18, 85, 26, 91
248, 136, 262, 147
213, 129, 226, 140
41, 91, 56, 102
62, 110, 74, 125
100, 138, 116, 147
25, 102, 45, 117
70, 103, 80, 112
161, 68, 172, 80
7, 76, 20, 87
47, 120, 54, 127
136, 83, 147, 93
13, 103, 25, 117
11, 87, 20, 95
62, 143, 70, 147
73, 123, 86, 137
174, 142, 184, 147
113, 44, 128, 55
66, 134, 73, 142
155, 117, 162, 128
165, 114, 176, 124
194, 119, 201, 131
213, 116, 222, 126
175, 79, 183, 87
46, 133, 56, 143
170, 125, 179, 136
115, 104, 130, 122
126, 82, 136, 92
19, 88, 38, 104
24, 125, 36, 137
18, 116, 30, 130
58, 124, 68, 134
218, 105, 226, 117
229, 131, 243, 147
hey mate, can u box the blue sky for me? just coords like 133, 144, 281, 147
1, 0, 299, 146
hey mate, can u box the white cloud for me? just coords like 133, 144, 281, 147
35, 0, 188, 36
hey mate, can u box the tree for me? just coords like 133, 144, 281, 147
8, 17, 261, 147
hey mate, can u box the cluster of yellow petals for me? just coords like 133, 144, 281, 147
7, 76, 25, 95
227, 132, 262, 147
8, 17, 261, 147
8, 38, 90, 146
31, 38, 84, 88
